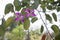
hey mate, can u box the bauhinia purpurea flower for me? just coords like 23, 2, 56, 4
15, 8, 36, 23
15, 12, 24, 23
24, 8, 36, 18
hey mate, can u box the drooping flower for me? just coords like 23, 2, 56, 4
15, 12, 24, 23
24, 8, 36, 17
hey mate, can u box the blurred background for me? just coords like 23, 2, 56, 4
0, 0, 60, 40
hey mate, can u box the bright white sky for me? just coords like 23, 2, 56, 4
0, 0, 60, 33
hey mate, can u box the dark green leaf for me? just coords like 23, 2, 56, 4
31, 17, 38, 23
40, 1, 46, 12
22, 0, 30, 3
40, 25, 44, 33
5, 3, 14, 14
14, 0, 21, 6
23, 18, 30, 30
15, 6, 21, 11
52, 13, 57, 22
51, 25, 59, 35
21, 2, 29, 7
55, 33, 60, 40
39, 0, 41, 4
22, 0, 30, 7
50, 0, 54, 3
14, 0, 21, 11
52, 6, 56, 10
57, 6, 60, 12
45, 14, 52, 23
47, 0, 54, 3
30, 0, 39, 9
47, 5, 52, 10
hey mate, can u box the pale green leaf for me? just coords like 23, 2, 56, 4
4, 17, 14, 28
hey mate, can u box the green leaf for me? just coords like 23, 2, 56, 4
40, 25, 44, 33
57, 6, 60, 12
21, 2, 29, 7
23, 18, 30, 30
47, 5, 52, 10
47, 0, 54, 3
31, 17, 38, 23
4, 17, 14, 28
40, 4, 46, 12
55, 33, 60, 40
52, 13, 57, 22
9, 21, 17, 31
0, 28, 5, 36
30, 0, 39, 9
14, 0, 21, 11
40, 1, 46, 12
5, 3, 14, 14
45, 14, 52, 23
51, 25, 59, 35
12, 24, 24, 35
50, 0, 54, 3
39, 0, 41, 4
15, 6, 21, 11
0, 25, 5, 36
22, 0, 30, 3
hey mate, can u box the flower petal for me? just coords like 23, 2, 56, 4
25, 13, 31, 17
25, 8, 31, 13
15, 17, 20, 21
15, 12, 20, 15
31, 13, 36, 16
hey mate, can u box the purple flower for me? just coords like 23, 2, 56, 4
15, 12, 24, 23
24, 8, 36, 17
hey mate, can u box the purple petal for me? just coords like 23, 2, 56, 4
15, 12, 22, 17
25, 13, 31, 17
25, 8, 31, 13
19, 15, 24, 22
30, 9, 36, 16
15, 12, 20, 15
15, 17, 20, 21
21, 19, 24, 23
19, 16, 24, 20
31, 9, 34, 13
31, 13, 36, 16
